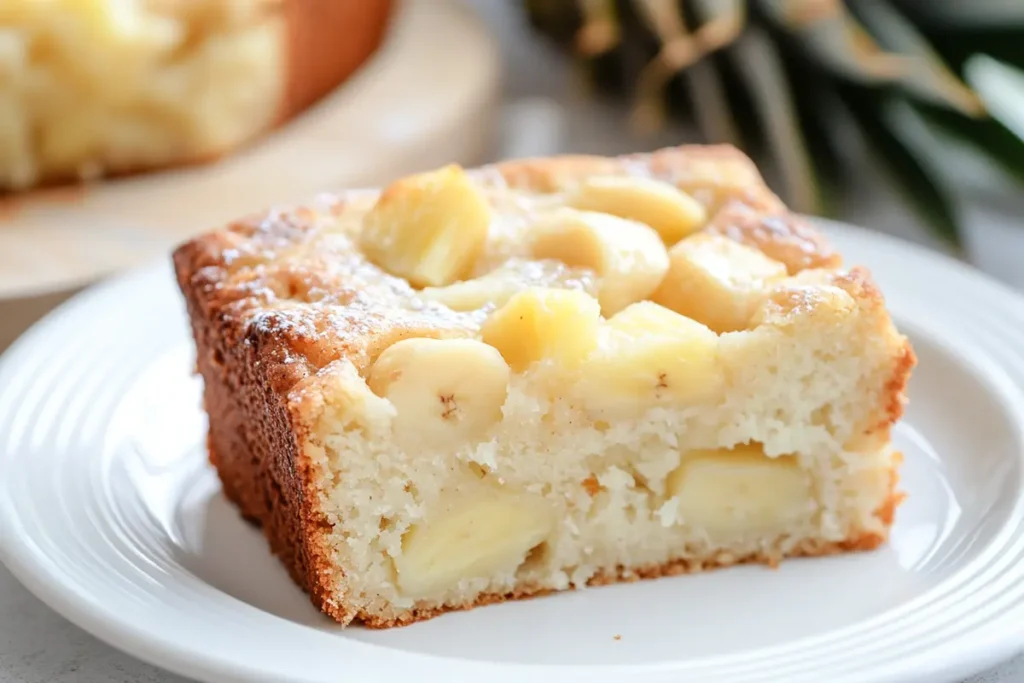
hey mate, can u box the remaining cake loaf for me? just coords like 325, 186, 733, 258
0, 0, 393, 191
173, 145, 915, 628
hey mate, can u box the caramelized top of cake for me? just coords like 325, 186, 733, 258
174, 145, 873, 397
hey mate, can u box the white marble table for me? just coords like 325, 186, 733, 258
2, 1, 1024, 681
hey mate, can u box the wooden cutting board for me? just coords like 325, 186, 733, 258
0, 0, 500, 307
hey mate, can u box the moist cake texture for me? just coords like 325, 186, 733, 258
0, 0, 393, 191
173, 145, 915, 628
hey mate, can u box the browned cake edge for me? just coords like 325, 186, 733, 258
172, 145, 915, 627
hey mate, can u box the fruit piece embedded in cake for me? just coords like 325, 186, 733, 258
0, 0, 393, 191
173, 145, 915, 628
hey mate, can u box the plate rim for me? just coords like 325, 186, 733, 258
3, 218, 1024, 683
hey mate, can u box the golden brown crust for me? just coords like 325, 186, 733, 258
704, 199, 842, 274
173, 145, 841, 388
172, 145, 848, 405
177, 255, 336, 621
877, 451, 906, 528
492, 144, 784, 214
884, 344, 917, 430
830, 266, 918, 433
172, 144, 912, 627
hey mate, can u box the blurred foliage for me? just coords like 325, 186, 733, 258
523, 0, 1024, 246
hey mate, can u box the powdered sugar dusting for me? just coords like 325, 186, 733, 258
191, 148, 840, 385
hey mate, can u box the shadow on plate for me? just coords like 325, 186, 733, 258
171, 485, 334, 628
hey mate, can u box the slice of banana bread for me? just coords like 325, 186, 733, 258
172, 145, 915, 628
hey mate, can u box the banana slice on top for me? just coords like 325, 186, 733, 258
367, 337, 510, 449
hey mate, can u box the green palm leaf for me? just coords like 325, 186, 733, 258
838, 85, 960, 245
914, 102, 1024, 189
522, 0, 1024, 246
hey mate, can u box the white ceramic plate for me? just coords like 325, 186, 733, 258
2, 221, 1024, 683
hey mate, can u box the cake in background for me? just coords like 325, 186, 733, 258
0, 0, 393, 191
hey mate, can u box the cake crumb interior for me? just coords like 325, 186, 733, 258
174, 147, 912, 627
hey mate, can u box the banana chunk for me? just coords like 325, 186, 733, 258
652, 233, 787, 333
360, 165, 492, 287
481, 287, 601, 373
419, 259, 596, 313
577, 301, 724, 416
568, 175, 707, 245
419, 270, 521, 313
367, 338, 510, 449
665, 444, 814, 534
395, 486, 554, 598
527, 207, 670, 315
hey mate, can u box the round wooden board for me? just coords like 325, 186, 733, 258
0, 0, 500, 301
